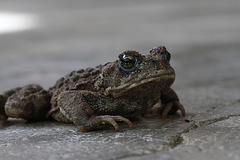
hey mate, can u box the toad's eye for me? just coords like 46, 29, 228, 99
161, 51, 171, 62
119, 53, 138, 71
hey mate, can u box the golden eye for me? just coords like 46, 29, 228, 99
119, 53, 137, 71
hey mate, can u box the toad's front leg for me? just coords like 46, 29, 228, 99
151, 88, 185, 118
57, 91, 133, 132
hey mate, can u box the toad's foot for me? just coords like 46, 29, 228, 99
57, 91, 134, 132
151, 101, 185, 118
80, 115, 133, 132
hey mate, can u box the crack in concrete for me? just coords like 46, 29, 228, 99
197, 114, 240, 126
166, 114, 240, 150
115, 114, 240, 160
162, 135, 184, 150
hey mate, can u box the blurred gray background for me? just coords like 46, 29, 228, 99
0, 0, 240, 160
0, 0, 239, 92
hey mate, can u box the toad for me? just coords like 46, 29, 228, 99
0, 46, 185, 131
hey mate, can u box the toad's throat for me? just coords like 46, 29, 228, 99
109, 72, 175, 97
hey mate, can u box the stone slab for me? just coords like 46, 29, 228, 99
0, 0, 240, 160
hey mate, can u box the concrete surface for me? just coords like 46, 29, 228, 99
0, 0, 240, 160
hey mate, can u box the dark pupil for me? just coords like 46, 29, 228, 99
121, 55, 136, 69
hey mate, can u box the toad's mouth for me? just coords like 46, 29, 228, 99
107, 71, 175, 97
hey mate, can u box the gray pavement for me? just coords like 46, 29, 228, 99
0, 0, 240, 160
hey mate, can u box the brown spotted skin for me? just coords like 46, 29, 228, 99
0, 46, 185, 131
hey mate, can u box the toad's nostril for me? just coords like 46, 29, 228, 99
150, 60, 158, 65
150, 60, 165, 70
